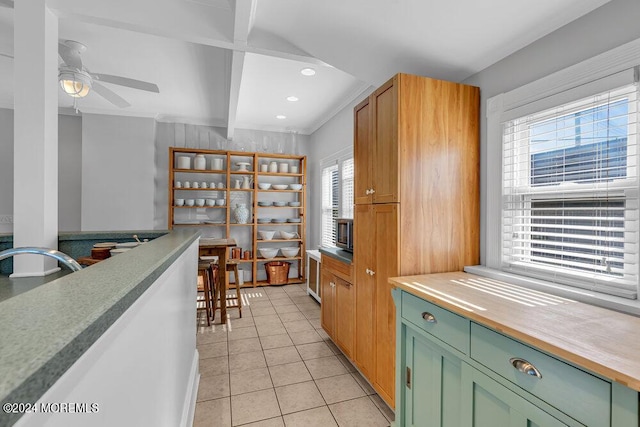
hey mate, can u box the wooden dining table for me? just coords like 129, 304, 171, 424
198, 238, 237, 324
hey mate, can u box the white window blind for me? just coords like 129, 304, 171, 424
502, 83, 639, 298
321, 164, 339, 248
341, 158, 354, 218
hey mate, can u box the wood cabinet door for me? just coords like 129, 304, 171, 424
320, 268, 335, 338
461, 364, 568, 427
373, 203, 398, 407
354, 97, 373, 205
402, 327, 463, 427
334, 276, 355, 358
354, 204, 375, 378
372, 77, 399, 204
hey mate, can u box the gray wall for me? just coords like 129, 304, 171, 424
462, 0, 640, 264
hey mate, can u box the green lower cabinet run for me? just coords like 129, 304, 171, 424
460, 363, 567, 427
392, 288, 639, 427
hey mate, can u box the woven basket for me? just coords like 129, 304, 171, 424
264, 261, 291, 285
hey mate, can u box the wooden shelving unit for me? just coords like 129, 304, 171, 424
169, 147, 307, 287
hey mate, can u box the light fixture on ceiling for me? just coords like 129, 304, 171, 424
58, 67, 92, 98
286, 96, 299, 102
300, 68, 316, 76
276, 115, 287, 119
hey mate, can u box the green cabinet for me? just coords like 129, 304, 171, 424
460, 363, 567, 427
392, 288, 639, 427
403, 327, 462, 427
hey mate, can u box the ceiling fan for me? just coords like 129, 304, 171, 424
58, 40, 159, 108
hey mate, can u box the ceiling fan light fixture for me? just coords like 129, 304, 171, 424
58, 68, 92, 98
276, 115, 287, 119
286, 96, 299, 102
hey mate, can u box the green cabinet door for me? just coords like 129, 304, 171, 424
461, 363, 569, 427
403, 327, 462, 427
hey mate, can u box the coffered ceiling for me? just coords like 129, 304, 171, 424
0, 0, 611, 138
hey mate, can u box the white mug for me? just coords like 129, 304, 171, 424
291, 166, 299, 174
193, 182, 200, 188
201, 181, 208, 188
217, 182, 225, 189
184, 181, 191, 188
175, 181, 182, 188
260, 164, 268, 173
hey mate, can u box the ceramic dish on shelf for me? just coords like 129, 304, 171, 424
286, 218, 302, 223
271, 184, 288, 190
273, 201, 287, 207
203, 220, 225, 224
258, 183, 271, 190
174, 220, 200, 225
236, 162, 251, 171
288, 201, 301, 207
271, 218, 287, 223
289, 184, 303, 190
258, 201, 273, 207
115, 242, 140, 249
279, 231, 299, 240
258, 248, 279, 259
110, 248, 131, 256
280, 247, 300, 258
258, 230, 276, 240
257, 218, 271, 224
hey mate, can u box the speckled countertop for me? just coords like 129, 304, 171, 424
319, 247, 353, 264
0, 229, 199, 425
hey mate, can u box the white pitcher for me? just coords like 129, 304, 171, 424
242, 176, 252, 189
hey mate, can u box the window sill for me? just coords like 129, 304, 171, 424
464, 265, 640, 317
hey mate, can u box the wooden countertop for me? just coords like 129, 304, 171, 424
389, 271, 640, 392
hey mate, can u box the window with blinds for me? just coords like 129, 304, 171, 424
320, 149, 354, 248
502, 83, 639, 299
321, 164, 339, 247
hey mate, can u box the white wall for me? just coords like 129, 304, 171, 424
0, 108, 13, 233
462, 0, 640, 264
0, 109, 83, 233
58, 114, 82, 231
307, 88, 373, 249
81, 114, 156, 231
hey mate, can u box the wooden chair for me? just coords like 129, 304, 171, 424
197, 262, 214, 326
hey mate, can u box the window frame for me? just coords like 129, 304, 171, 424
480, 36, 640, 313
320, 148, 354, 248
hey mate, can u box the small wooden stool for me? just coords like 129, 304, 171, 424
197, 262, 214, 326
211, 259, 243, 319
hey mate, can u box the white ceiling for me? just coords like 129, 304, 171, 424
0, 0, 611, 137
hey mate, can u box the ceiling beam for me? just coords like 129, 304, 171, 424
226, 0, 256, 140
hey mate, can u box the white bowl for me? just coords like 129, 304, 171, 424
258, 230, 276, 240
115, 242, 139, 249
185, 199, 195, 206
272, 184, 288, 190
174, 198, 185, 206
258, 183, 272, 190
289, 184, 303, 190
195, 198, 205, 207
288, 201, 301, 207
273, 201, 287, 207
216, 199, 225, 206
259, 248, 279, 259
279, 231, 298, 240
281, 247, 300, 258
205, 199, 216, 207
110, 248, 131, 255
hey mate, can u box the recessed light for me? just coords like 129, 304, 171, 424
276, 115, 287, 119
286, 96, 299, 102
300, 68, 316, 76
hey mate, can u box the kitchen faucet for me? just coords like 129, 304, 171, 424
0, 247, 83, 272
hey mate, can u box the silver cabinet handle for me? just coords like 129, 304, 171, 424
421, 312, 437, 323
510, 358, 542, 379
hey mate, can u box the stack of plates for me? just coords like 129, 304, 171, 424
271, 219, 286, 223
287, 218, 302, 223
257, 218, 271, 224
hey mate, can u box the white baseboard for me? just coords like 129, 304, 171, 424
181, 349, 200, 427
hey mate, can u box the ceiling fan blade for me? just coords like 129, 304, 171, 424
92, 82, 131, 108
58, 42, 83, 70
91, 73, 159, 93
0, 53, 13, 59
0, 0, 14, 9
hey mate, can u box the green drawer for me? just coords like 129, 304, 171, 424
470, 323, 610, 427
401, 292, 470, 354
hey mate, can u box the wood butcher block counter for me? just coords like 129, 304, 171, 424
389, 271, 640, 392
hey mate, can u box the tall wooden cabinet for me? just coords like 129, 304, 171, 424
352, 73, 480, 409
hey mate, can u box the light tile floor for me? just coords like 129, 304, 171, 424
193, 283, 395, 427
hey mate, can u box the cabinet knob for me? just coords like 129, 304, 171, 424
421, 312, 437, 323
509, 358, 542, 379
365, 189, 371, 195
369, 270, 375, 276
370, 188, 375, 194
330, 281, 336, 288
365, 268, 371, 275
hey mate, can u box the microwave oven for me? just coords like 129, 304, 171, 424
336, 218, 353, 252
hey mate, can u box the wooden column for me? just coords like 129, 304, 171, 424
12, 0, 59, 276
